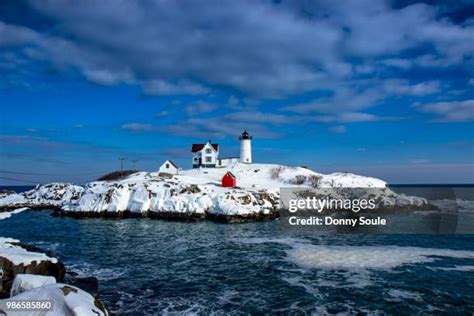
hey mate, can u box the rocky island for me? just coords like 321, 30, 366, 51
0, 163, 430, 223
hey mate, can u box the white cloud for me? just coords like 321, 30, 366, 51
121, 123, 159, 132
226, 95, 240, 107
383, 80, 441, 96
184, 101, 218, 116
0, 21, 40, 47
282, 87, 382, 113
83, 68, 134, 86
0, 0, 471, 100
415, 100, 474, 122
142, 80, 208, 96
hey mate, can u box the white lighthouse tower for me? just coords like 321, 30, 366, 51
239, 130, 252, 164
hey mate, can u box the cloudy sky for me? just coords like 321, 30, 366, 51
0, 0, 473, 184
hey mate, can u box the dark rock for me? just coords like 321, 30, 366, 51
0, 190, 15, 196
0, 203, 61, 212
179, 184, 201, 194
158, 172, 173, 178
96, 170, 139, 181
205, 211, 279, 223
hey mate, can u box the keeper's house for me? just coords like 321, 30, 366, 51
191, 141, 219, 168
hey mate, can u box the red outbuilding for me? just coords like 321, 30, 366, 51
221, 172, 237, 187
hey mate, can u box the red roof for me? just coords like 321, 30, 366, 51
223, 171, 236, 179
191, 143, 219, 153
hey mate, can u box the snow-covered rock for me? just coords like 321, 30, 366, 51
0, 183, 83, 213
1, 283, 108, 316
0, 163, 430, 220
11, 274, 56, 297
0, 237, 65, 297
0, 237, 58, 266
23, 183, 84, 202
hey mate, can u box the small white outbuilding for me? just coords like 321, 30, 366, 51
159, 160, 179, 175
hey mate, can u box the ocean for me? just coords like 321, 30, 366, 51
1, 210, 473, 314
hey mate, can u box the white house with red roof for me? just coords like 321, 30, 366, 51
191, 141, 219, 168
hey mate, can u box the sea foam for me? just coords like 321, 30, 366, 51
287, 244, 474, 271
234, 237, 474, 271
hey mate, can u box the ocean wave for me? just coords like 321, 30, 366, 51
387, 289, 423, 302
437, 265, 474, 272
67, 262, 126, 281
286, 244, 474, 271
232, 237, 474, 271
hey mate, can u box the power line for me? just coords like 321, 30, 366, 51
118, 157, 127, 173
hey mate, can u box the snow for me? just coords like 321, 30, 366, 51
0, 194, 28, 205
178, 163, 388, 191
0, 237, 58, 265
0, 163, 427, 217
318, 172, 387, 188
0, 207, 28, 220
11, 274, 56, 297
2, 283, 107, 316
24, 183, 84, 202
0, 183, 83, 210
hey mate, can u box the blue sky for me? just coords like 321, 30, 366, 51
0, 0, 473, 184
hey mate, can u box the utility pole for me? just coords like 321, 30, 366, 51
131, 159, 139, 170
118, 157, 127, 174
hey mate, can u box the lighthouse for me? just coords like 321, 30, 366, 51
239, 130, 252, 164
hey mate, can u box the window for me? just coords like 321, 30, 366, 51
166, 163, 169, 168
206, 157, 212, 162
194, 157, 198, 161
205, 148, 212, 154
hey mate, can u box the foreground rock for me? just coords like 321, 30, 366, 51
0, 202, 108, 315
0, 238, 108, 315
0, 163, 432, 222
0, 238, 65, 297
1, 280, 108, 316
